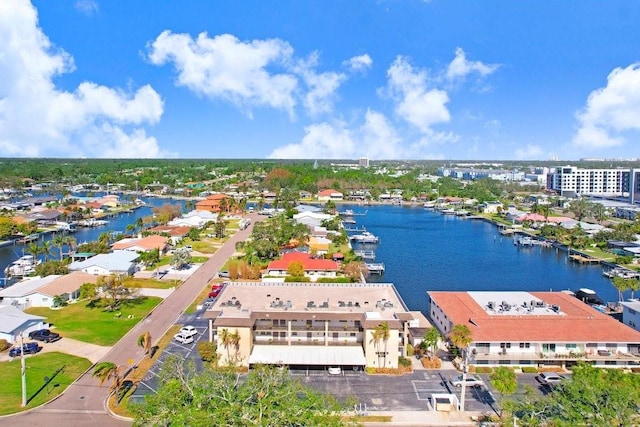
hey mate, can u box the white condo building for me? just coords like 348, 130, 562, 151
548, 165, 640, 201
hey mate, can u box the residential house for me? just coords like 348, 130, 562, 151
112, 235, 169, 254
0, 305, 47, 344
196, 194, 232, 212
479, 201, 504, 214
0, 272, 100, 309
67, 251, 139, 276
264, 252, 339, 281
428, 291, 640, 368
168, 210, 218, 228
317, 189, 344, 202
293, 211, 333, 229
203, 282, 429, 369
147, 225, 191, 245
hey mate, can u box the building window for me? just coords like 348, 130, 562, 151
542, 343, 556, 353
566, 343, 577, 350
500, 343, 511, 349
519, 343, 530, 349
629, 321, 636, 328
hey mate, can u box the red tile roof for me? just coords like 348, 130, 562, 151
429, 291, 640, 343
267, 252, 339, 272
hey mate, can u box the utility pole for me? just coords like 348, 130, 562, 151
20, 333, 26, 407
459, 348, 468, 412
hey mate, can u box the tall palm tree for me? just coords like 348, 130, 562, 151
220, 328, 233, 364
41, 240, 53, 262
64, 235, 77, 256
449, 324, 473, 411
92, 362, 122, 393
230, 329, 241, 363
135, 217, 144, 232
370, 322, 390, 367
137, 331, 152, 355
26, 242, 41, 260
52, 234, 65, 260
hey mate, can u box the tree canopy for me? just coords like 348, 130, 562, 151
131, 357, 347, 426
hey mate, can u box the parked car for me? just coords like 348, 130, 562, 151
536, 372, 565, 386
178, 325, 198, 338
9, 342, 42, 357
328, 367, 342, 375
218, 270, 230, 278
173, 333, 195, 345
28, 329, 61, 343
449, 374, 484, 388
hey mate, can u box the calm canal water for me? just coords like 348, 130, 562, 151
351, 204, 621, 311
0, 196, 185, 284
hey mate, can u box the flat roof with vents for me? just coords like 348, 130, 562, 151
468, 291, 565, 316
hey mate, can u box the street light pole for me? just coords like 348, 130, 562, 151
20, 333, 26, 407
460, 347, 468, 412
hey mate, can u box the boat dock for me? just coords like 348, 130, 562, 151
365, 263, 385, 274
344, 226, 366, 232
569, 254, 601, 264
354, 250, 375, 260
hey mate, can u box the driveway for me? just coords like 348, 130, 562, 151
0, 337, 111, 364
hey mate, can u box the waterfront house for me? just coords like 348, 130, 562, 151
195, 194, 232, 213
0, 272, 100, 309
293, 211, 333, 229
112, 235, 169, 254
308, 236, 331, 256
203, 282, 429, 369
479, 201, 504, 214
264, 252, 339, 281
0, 305, 46, 344
317, 189, 344, 202
428, 291, 640, 369
68, 251, 139, 276
168, 210, 217, 228
147, 225, 191, 245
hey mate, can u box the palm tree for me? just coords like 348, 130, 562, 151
137, 331, 152, 355
26, 242, 41, 260
92, 362, 123, 393
125, 224, 136, 237
370, 322, 390, 367
64, 235, 77, 256
41, 240, 53, 262
135, 217, 144, 232
52, 234, 65, 260
220, 328, 241, 365
449, 324, 473, 411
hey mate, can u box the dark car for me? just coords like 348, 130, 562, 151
9, 342, 42, 357
28, 329, 61, 343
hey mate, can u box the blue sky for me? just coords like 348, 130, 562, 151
2, 0, 640, 160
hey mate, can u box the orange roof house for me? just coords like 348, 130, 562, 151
265, 252, 339, 281
112, 235, 169, 253
195, 194, 232, 213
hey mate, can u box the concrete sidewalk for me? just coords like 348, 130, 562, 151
364, 410, 483, 426
0, 337, 111, 364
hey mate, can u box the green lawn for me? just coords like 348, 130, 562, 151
0, 352, 92, 415
26, 297, 162, 346
123, 277, 177, 289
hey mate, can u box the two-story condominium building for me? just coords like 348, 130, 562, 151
204, 282, 429, 370
428, 291, 640, 369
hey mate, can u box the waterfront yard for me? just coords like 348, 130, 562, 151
0, 352, 92, 415
26, 296, 162, 346
124, 277, 178, 289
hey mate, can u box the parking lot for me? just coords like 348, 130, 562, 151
129, 302, 553, 413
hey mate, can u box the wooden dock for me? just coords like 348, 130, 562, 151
569, 254, 601, 264
355, 250, 375, 260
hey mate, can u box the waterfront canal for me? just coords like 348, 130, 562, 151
354, 204, 622, 311
0, 196, 186, 284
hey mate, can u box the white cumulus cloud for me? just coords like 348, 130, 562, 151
386, 56, 451, 133
573, 63, 640, 149
344, 54, 373, 72
446, 47, 499, 83
295, 52, 345, 116
0, 0, 165, 158
148, 31, 298, 118
74, 0, 99, 16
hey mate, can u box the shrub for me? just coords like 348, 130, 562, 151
0, 339, 9, 352
197, 341, 218, 363
474, 366, 493, 374
284, 276, 310, 282
406, 343, 414, 357
316, 277, 351, 283
521, 366, 538, 373
398, 356, 412, 367
421, 357, 442, 369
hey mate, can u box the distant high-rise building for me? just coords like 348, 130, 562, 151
358, 157, 369, 168
548, 165, 640, 202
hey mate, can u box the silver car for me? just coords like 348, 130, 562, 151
450, 374, 484, 388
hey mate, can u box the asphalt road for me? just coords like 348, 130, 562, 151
7, 215, 259, 426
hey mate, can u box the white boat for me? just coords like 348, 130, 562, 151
77, 218, 109, 227
4, 255, 41, 277
365, 263, 385, 274
350, 231, 379, 244
55, 221, 77, 232
134, 198, 146, 206
440, 208, 456, 215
